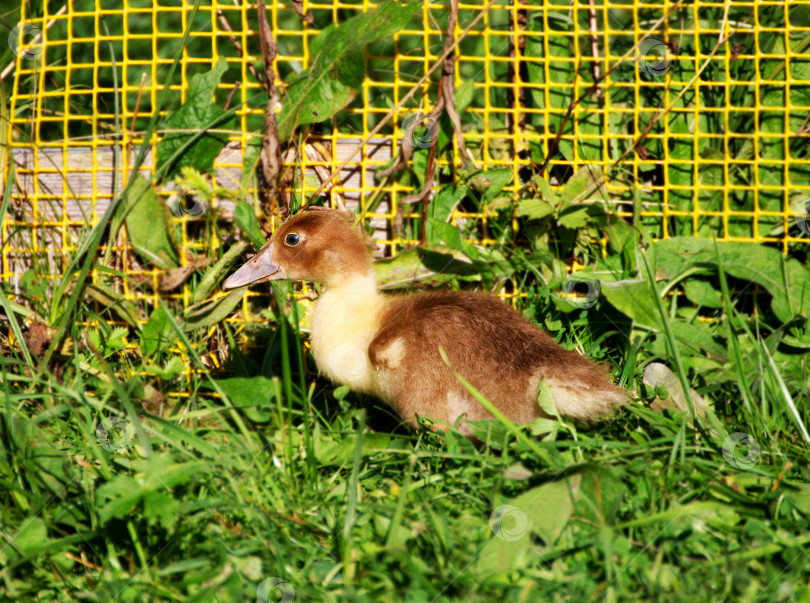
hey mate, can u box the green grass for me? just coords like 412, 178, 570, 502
2, 232, 809, 601
3, 1, 810, 602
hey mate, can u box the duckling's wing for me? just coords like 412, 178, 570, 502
368, 290, 625, 424
368, 290, 562, 371
367, 291, 555, 424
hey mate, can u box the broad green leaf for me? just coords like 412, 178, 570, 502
333, 385, 351, 400
470, 168, 513, 203
144, 356, 184, 381
654, 238, 810, 323
528, 417, 560, 439
593, 237, 810, 350
97, 458, 207, 525
535, 176, 559, 205
427, 221, 502, 287
473, 527, 532, 578
599, 278, 659, 325
411, 144, 430, 188
142, 490, 181, 528
234, 201, 267, 249
98, 475, 143, 524
784, 483, 810, 516
11, 517, 49, 556
277, 0, 418, 140
140, 305, 176, 356
312, 432, 391, 465
604, 216, 643, 264
425, 185, 468, 243
466, 419, 512, 449
599, 277, 727, 358
662, 503, 742, 538
560, 166, 606, 203
206, 376, 280, 422
190, 240, 249, 304
557, 204, 592, 229
182, 289, 244, 332
428, 218, 480, 260
453, 79, 475, 114
374, 245, 479, 287
515, 474, 581, 545
156, 57, 232, 180
85, 283, 141, 328
683, 278, 723, 308
241, 137, 263, 187
123, 176, 179, 269
517, 197, 554, 220
572, 466, 626, 528
142, 458, 207, 490
536, 377, 557, 417
476, 474, 581, 578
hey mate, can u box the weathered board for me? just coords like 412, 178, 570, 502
3, 138, 393, 283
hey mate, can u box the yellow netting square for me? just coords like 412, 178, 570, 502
4, 0, 810, 324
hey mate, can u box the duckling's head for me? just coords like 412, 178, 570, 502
223, 208, 374, 290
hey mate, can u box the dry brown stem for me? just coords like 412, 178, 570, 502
216, 9, 264, 84
290, 0, 314, 25
257, 0, 284, 215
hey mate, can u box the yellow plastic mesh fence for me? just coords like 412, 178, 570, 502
4, 0, 810, 324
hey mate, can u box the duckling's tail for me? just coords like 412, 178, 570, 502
546, 369, 627, 423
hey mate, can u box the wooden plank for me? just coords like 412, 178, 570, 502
2, 138, 393, 281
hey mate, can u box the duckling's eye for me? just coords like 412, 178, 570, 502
285, 233, 300, 247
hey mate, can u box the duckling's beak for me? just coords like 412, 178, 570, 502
222, 243, 287, 290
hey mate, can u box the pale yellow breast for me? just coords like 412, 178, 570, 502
309, 276, 386, 394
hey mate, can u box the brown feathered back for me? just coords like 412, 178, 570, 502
368, 290, 626, 428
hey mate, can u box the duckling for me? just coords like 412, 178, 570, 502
223, 208, 625, 437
